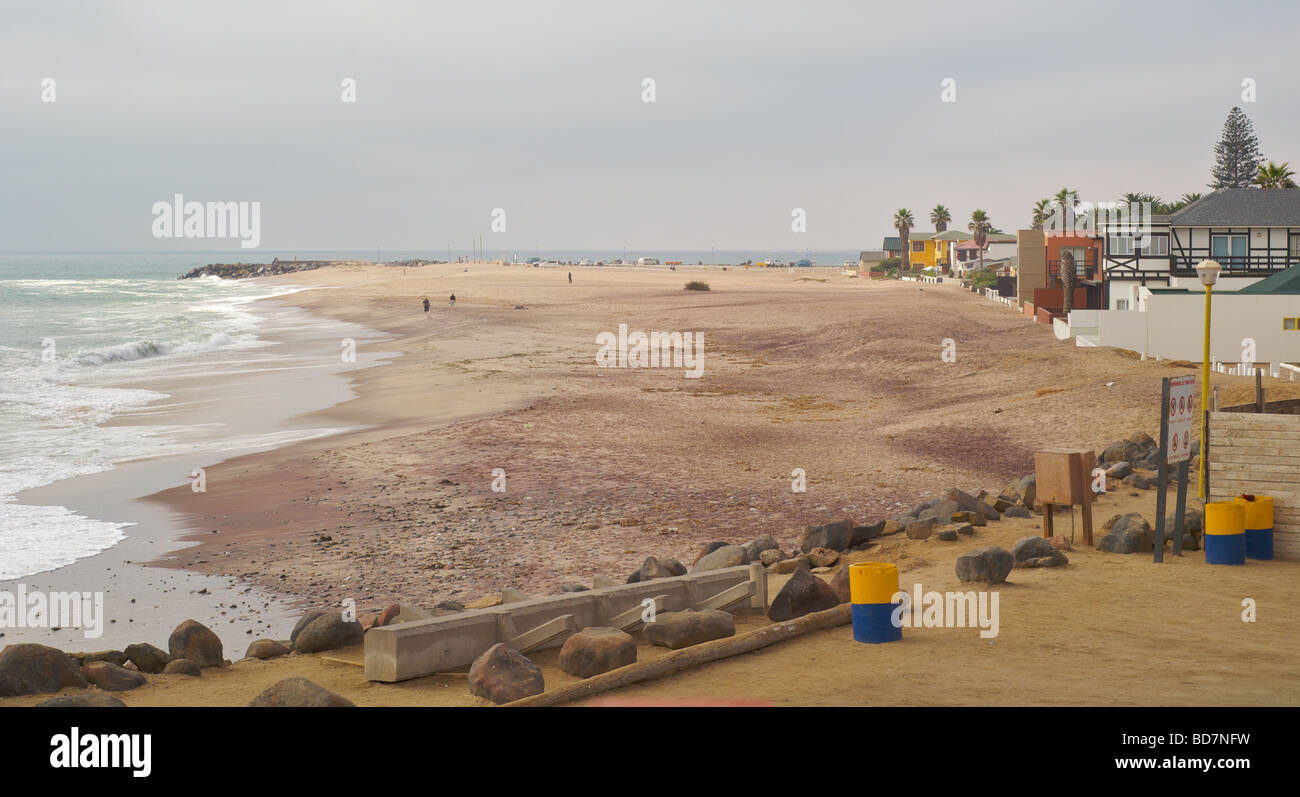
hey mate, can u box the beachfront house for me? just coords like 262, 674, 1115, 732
1099, 189, 1300, 311
940, 231, 1017, 275
893, 232, 944, 270
882, 236, 902, 259
858, 250, 888, 274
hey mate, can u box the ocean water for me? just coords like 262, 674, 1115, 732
0, 251, 367, 580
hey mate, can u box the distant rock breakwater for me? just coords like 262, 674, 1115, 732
179, 258, 443, 280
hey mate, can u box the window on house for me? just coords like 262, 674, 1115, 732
1117, 299, 1130, 310
912, 241, 925, 252
1139, 236, 1168, 255
1109, 236, 1134, 255
1285, 317, 1299, 331
1211, 235, 1249, 267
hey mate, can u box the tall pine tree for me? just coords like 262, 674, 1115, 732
1210, 107, 1263, 189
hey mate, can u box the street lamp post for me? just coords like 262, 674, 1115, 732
1195, 260, 1221, 500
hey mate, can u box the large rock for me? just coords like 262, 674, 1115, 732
1098, 513, 1152, 554
799, 519, 853, 553
468, 644, 545, 704
168, 619, 223, 668
1003, 505, 1032, 519
974, 499, 1001, 521
36, 694, 127, 708
1101, 441, 1127, 463
1106, 461, 1132, 479
918, 500, 960, 523
806, 547, 839, 568
82, 661, 147, 692
742, 535, 781, 561
71, 650, 126, 667
246, 639, 291, 661
163, 658, 202, 676
830, 566, 851, 604
0, 644, 87, 697
558, 627, 636, 678
248, 677, 355, 707
941, 488, 982, 513
643, 609, 735, 649
292, 611, 364, 654
500, 588, 531, 604
123, 643, 170, 674
904, 518, 936, 540
692, 544, 746, 572
768, 568, 842, 621
1011, 536, 1069, 568
955, 546, 1015, 584
848, 521, 886, 548
1015, 476, 1037, 509
289, 611, 326, 646
759, 549, 786, 567
692, 541, 731, 565
772, 556, 810, 574
637, 556, 685, 581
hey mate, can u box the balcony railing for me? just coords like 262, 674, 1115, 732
1171, 254, 1298, 274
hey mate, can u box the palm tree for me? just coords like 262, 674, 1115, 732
1179, 192, 1203, 205
968, 209, 992, 272
930, 205, 951, 233
1061, 250, 1076, 316
1254, 161, 1298, 188
1031, 199, 1053, 230
894, 208, 915, 270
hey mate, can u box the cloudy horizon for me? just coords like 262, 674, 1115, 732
2, 0, 1297, 253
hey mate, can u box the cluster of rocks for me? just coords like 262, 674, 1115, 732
1099, 431, 1200, 490
0, 610, 367, 705
1097, 510, 1204, 554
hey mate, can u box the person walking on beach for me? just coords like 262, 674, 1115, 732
449, 293, 456, 308
568, 272, 572, 284
422, 297, 430, 313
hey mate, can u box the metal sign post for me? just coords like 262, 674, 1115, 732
1156, 375, 1197, 562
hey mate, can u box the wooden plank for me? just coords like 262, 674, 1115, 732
695, 580, 755, 612
1208, 463, 1300, 479
1206, 477, 1300, 494
509, 613, 577, 654
1212, 452, 1300, 466
1209, 418, 1300, 434
607, 594, 670, 631
1210, 428, 1300, 443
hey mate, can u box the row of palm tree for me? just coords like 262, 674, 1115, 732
892, 206, 993, 271
1255, 161, 1297, 188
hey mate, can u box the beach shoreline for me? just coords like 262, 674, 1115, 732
130, 262, 1300, 619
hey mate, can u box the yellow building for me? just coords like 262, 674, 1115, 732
902, 232, 945, 269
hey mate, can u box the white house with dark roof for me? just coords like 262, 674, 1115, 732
1101, 188, 1300, 310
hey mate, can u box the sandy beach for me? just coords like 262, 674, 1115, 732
6, 261, 1298, 707
146, 262, 1298, 611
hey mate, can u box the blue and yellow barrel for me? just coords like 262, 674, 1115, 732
849, 562, 902, 644
1234, 495, 1274, 561
1204, 501, 1246, 565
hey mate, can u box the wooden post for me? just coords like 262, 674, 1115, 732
1042, 503, 1054, 538
1173, 459, 1189, 556
1154, 377, 1171, 563
1256, 367, 1265, 412
1081, 498, 1093, 546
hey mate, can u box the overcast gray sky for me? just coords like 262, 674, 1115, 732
2, 0, 1297, 253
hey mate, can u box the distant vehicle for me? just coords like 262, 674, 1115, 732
578, 259, 592, 266
526, 257, 541, 263
637, 257, 660, 265
796, 259, 812, 267
666, 260, 682, 265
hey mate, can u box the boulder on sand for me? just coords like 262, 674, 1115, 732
1011, 536, 1069, 568
168, 619, 224, 668
742, 535, 781, 561
467, 645, 545, 704
768, 568, 842, 621
82, 661, 147, 692
1098, 513, 1153, 554
124, 643, 170, 674
558, 627, 637, 678
246, 639, 291, 661
692, 544, 747, 572
643, 609, 735, 649
955, 546, 1015, 584
163, 658, 202, 676
0, 644, 87, 697
904, 518, 936, 540
291, 611, 365, 654
799, 519, 854, 553
248, 677, 355, 707
848, 521, 886, 548
36, 694, 127, 708
830, 566, 851, 604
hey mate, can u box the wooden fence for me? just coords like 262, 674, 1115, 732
1208, 398, 1300, 557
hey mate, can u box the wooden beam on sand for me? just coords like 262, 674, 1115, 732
501, 603, 852, 708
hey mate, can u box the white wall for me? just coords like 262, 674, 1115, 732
1085, 294, 1300, 362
